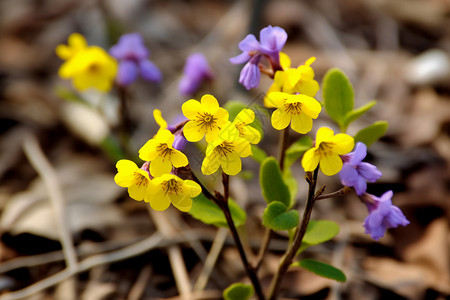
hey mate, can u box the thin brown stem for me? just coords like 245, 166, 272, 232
219, 173, 265, 300
278, 127, 290, 171
267, 168, 319, 300
315, 186, 351, 201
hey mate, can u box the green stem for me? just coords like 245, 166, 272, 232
267, 168, 319, 300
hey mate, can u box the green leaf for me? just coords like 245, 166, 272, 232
292, 259, 346, 282
262, 201, 299, 231
223, 283, 254, 300
354, 121, 388, 147
224, 101, 264, 139
344, 100, 377, 129
303, 220, 340, 245
260, 157, 291, 207
188, 193, 246, 228
250, 145, 267, 164
283, 168, 298, 205
323, 68, 354, 130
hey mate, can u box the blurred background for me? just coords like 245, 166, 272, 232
0, 0, 449, 299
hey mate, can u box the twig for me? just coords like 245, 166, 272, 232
0, 233, 163, 300
267, 168, 319, 300
22, 134, 78, 272
315, 186, 351, 201
194, 227, 228, 291
127, 265, 152, 300
149, 209, 192, 300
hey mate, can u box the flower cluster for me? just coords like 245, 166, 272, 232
56, 32, 162, 92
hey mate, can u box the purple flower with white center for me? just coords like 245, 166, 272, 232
230, 25, 287, 89
339, 142, 382, 196
362, 191, 409, 240
110, 33, 162, 86
179, 53, 213, 96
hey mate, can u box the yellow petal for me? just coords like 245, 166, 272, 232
286, 68, 301, 88
128, 183, 148, 201
214, 107, 229, 124
114, 172, 134, 187
319, 153, 343, 176
68, 33, 87, 49
156, 129, 174, 145
201, 153, 220, 175
233, 138, 252, 157
150, 156, 172, 177
279, 52, 291, 70
301, 148, 320, 172
241, 126, 261, 144
290, 113, 312, 134
171, 150, 189, 168
182, 99, 203, 119
153, 109, 167, 129
184, 180, 202, 197
147, 188, 171, 211
205, 126, 222, 143
200, 94, 219, 113
139, 139, 159, 161
221, 152, 242, 175
305, 56, 316, 66
330, 134, 354, 155
234, 109, 255, 125
266, 92, 288, 108
183, 121, 205, 142
316, 127, 334, 145
271, 108, 291, 130
55, 45, 72, 60
170, 193, 192, 212
298, 95, 321, 118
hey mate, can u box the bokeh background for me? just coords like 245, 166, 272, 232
0, 0, 449, 299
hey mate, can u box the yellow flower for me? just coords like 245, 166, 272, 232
139, 129, 189, 177
264, 55, 319, 108
202, 122, 252, 175
301, 127, 354, 176
114, 159, 151, 201
56, 33, 87, 60
269, 91, 321, 134
182, 94, 229, 143
147, 174, 201, 212
153, 109, 168, 131
231, 109, 261, 144
58, 45, 118, 92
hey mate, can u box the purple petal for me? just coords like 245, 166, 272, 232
349, 142, 367, 165
110, 33, 149, 61
239, 62, 261, 90
358, 162, 382, 182
364, 213, 386, 241
385, 206, 410, 228
238, 34, 261, 52
173, 134, 188, 151
179, 77, 198, 96
259, 25, 287, 52
116, 60, 139, 86
139, 60, 162, 83
353, 177, 368, 196
230, 52, 251, 64
339, 164, 359, 186
179, 53, 213, 96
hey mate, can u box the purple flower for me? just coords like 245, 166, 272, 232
230, 25, 287, 90
110, 33, 162, 86
179, 53, 213, 96
362, 191, 409, 240
339, 142, 382, 196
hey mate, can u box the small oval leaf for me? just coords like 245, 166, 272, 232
189, 193, 246, 228
260, 157, 291, 207
344, 100, 377, 129
223, 283, 254, 300
323, 68, 354, 129
284, 136, 313, 168
262, 201, 299, 231
293, 259, 346, 282
354, 121, 388, 147
303, 220, 340, 245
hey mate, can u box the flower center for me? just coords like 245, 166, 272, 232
215, 141, 233, 157
88, 63, 101, 73
196, 112, 217, 131
317, 142, 334, 157
134, 172, 148, 187
162, 179, 182, 195
157, 143, 172, 158
284, 102, 302, 115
